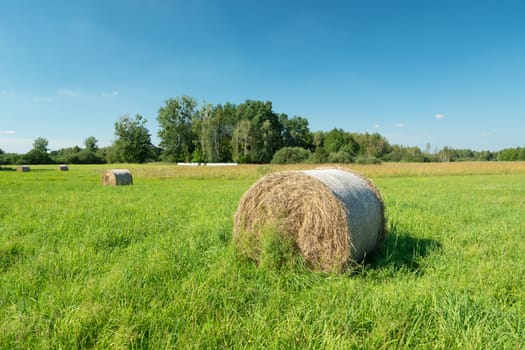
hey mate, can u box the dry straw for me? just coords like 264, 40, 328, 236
101, 169, 133, 186
233, 168, 385, 272
16, 166, 30, 172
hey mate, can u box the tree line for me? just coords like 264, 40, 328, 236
1, 96, 524, 166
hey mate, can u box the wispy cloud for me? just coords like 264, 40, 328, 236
372, 124, 380, 129
32, 96, 54, 102
435, 113, 445, 120
101, 90, 119, 97
30, 89, 119, 102
395, 123, 406, 128
481, 132, 493, 137
33, 89, 79, 101
0, 130, 16, 135
57, 89, 79, 97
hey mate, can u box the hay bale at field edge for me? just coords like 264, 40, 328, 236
101, 169, 133, 186
58, 164, 69, 171
16, 165, 30, 172
233, 168, 385, 272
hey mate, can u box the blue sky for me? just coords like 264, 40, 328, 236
1, 0, 524, 153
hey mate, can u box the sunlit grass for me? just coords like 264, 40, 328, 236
6, 161, 525, 180
1, 163, 524, 348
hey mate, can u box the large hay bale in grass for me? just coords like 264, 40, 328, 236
58, 164, 69, 171
233, 168, 385, 272
101, 169, 133, 186
16, 166, 30, 172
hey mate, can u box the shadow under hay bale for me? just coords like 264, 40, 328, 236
101, 169, 133, 186
58, 164, 69, 171
233, 168, 385, 272
369, 227, 442, 274
16, 166, 30, 172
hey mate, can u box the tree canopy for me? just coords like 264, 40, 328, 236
112, 114, 154, 163
84, 136, 98, 152
157, 96, 199, 162
1, 96, 521, 165
32, 137, 49, 153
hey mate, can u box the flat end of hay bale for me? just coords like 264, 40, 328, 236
101, 169, 133, 186
16, 166, 30, 172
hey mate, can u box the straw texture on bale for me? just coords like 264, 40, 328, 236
16, 166, 30, 172
58, 165, 69, 171
101, 169, 133, 186
233, 169, 385, 272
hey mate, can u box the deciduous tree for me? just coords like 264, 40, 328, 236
280, 115, 313, 149
112, 114, 154, 163
235, 100, 282, 163
157, 96, 199, 162
32, 137, 49, 153
232, 119, 255, 163
84, 136, 99, 152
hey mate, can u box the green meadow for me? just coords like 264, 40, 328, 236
1, 163, 524, 349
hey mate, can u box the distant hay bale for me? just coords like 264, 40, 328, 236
101, 169, 133, 186
58, 164, 69, 171
233, 169, 385, 272
16, 166, 30, 172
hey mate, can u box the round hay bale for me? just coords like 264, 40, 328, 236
233, 168, 385, 272
16, 165, 30, 172
101, 169, 133, 186
58, 164, 69, 171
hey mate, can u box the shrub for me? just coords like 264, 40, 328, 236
76, 150, 105, 164
23, 150, 53, 164
307, 148, 328, 164
327, 151, 352, 163
271, 147, 311, 164
354, 156, 382, 165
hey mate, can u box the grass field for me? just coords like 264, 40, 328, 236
1, 163, 524, 349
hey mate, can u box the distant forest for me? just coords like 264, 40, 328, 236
1, 96, 524, 165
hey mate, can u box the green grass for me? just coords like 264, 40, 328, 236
1, 164, 524, 349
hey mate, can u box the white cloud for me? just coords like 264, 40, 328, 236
481, 132, 493, 137
435, 113, 445, 120
101, 90, 119, 97
0, 130, 16, 135
57, 89, 79, 97
0, 90, 17, 98
372, 124, 380, 129
395, 123, 406, 128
